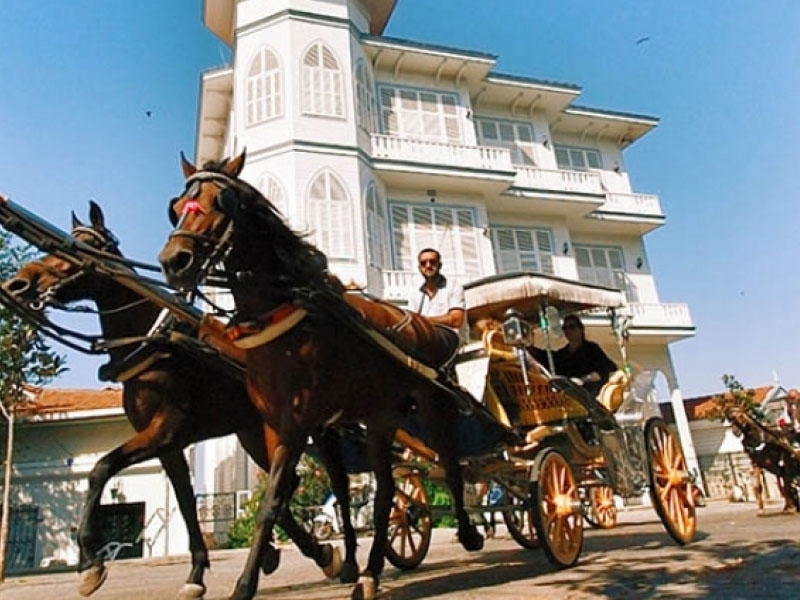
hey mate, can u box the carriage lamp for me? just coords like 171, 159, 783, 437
502, 308, 531, 347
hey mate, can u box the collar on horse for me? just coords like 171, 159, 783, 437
227, 302, 308, 349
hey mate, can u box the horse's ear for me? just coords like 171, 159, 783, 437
180, 152, 197, 178
224, 148, 247, 178
71, 211, 84, 230
89, 200, 105, 230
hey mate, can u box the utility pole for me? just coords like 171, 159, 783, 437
0, 396, 16, 582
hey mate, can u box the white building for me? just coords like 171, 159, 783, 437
191, 0, 697, 487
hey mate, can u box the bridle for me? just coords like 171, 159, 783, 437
167, 170, 242, 293
3, 225, 159, 354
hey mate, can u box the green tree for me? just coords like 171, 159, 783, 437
227, 454, 332, 548
707, 374, 765, 422
0, 231, 67, 580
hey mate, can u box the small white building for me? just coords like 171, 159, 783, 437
1, 387, 191, 572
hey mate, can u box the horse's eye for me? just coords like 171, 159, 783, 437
168, 197, 180, 227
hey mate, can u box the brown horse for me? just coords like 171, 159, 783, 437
1, 202, 360, 598
726, 407, 800, 511
158, 151, 489, 600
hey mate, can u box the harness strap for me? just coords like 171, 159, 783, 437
228, 303, 308, 349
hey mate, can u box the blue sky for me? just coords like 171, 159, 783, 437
1, 1, 799, 399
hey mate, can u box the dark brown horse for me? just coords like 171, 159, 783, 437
158, 151, 488, 600
1, 202, 360, 598
726, 407, 800, 511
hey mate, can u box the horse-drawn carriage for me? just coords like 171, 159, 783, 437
382, 271, 697, 570
725, 405, 800, 511
0, 151, 697, 600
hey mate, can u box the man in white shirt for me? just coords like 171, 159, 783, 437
406, 248, 469, 349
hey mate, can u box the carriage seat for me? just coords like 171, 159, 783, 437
597, 370, 629, 414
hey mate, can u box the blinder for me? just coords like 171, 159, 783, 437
215, 186, 240, 216
168, 197, 180, 227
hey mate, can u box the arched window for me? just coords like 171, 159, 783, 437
301, 42, 344, 118
354, 60, 376, 132
257, 173, 289, 223
364, 183, 386, 266
307, 170, 352, 258
246, 47, 282, 125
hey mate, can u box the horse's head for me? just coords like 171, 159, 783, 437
158, 150, 253, 291
2, 201, 121, 311
159, 150, 328, 307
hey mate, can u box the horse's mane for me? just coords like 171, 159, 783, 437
203, 160, 331, 288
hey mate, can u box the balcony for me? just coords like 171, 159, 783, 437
584, 192, 666, 234
513, 166, 604, 196
626, 302, 695, 343
370, 134, 515, 194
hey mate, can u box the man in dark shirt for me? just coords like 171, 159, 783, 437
530, 314, 617, 397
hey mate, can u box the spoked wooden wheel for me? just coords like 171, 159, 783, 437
385, 470, 431, 570
585, 485, 617, 529
531, 450, 583, 568
502, 491, 538, 549
645, 417, 697, 545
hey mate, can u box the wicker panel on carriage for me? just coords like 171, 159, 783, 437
481, 329, 588, 426
489, 362, 588, 425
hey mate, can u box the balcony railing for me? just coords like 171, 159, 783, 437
380, 270, 471, 302
627, 302, 693, 329
514, 166, 603, 195
600, 193, 663, 217
371, 134, 513, 172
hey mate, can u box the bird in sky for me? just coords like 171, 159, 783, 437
145, 110, 152, 118
636, 36, 650, 45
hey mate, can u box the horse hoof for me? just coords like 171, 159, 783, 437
177, 582, 206, 599
340, 561, 359, 584
260, 545, 280, 575
351, 574, 377, 600
458, 526, 484, 552
321, 545, 343, 579
78, 564, 108, 597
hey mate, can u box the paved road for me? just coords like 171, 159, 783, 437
2, 500, 799, 599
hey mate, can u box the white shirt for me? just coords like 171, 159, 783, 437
407, 275, 469, 343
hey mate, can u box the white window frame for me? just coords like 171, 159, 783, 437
354, 60, 377, 132
307, 170, 353, 259
475, 118, 536, 166
378, 85, 462, 143
301, 41, 344, 118
256, 173, 289, 224
388, 202, 481, 278
246, 47, 283, 125
554, 144, 602, 171
364, 183, 387, 267
491, 226, 555, 275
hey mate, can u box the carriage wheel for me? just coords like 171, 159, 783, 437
585, 485, 617, 529
531, 450, 583, 568
645, 417, 697, 545
502, 490, 538, 549
385, 470, 431, 570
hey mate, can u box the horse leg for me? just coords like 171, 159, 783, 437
274, 470, 343, 579
421, 394, 483, 552
76, 436, 159, 596
229, 436, 305, 600
314, 428, 359, 583
353, 427, 396, 600
159, 450, 210, 600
